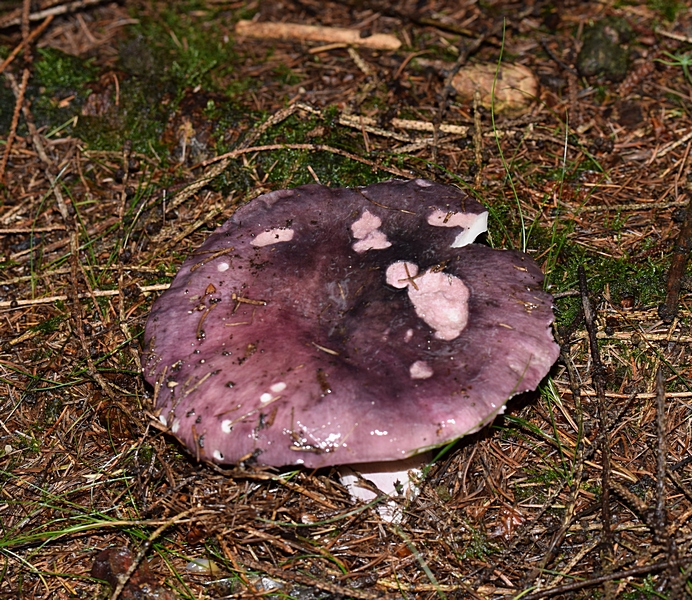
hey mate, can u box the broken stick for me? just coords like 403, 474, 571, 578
235, 20, 401, 51
659, 195, 692, 323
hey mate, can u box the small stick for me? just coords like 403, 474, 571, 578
660, 233, 692, 318
117, 141, 141, 369
655, 129, 692, 160
578, 266, 614, 579
655, 368, 683, 595
0, 284, 169, 310
235, 19, 401, 50
518, 559, 685, 600
654, 367, 668, 544
656, 27, 692, 43
0, 0, 106, 29
659, 173, 692, 322
21, 0, 30, 41
0, 68, 29, 183
473, 89, 483, 189
0, 0, 32, 184
198, 142, 412, 179
528, 329, 587, 586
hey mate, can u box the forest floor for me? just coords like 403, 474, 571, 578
2, 0, 692, 598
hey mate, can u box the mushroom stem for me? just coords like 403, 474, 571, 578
338, 451, 433, 522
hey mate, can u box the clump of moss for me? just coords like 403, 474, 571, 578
34, 47, 97, 96
648, 0, 684, 21
30, 47, 98, 131
549, 249, 667, 332
47, 4, 245, 158
576, 17, 632, 82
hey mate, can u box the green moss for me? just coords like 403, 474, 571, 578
620, 575, 667, 598
0, 258, 20, 270
209, 109, 398, 195
204, 100, 258, 151
524, 469, 558, 487
272, 64, 303, 86
575, 250, 662, 299
125, 5, 238, 96
483, 188, 668, 329
30, 315, 64, 335
17, 0, 397, 179
29, 48, 97, 132
435, 485, 452, 502
42, 3, 245, 159
459, 528, 497, 561
33, 46, 96, 98
16, 433, 40, 453
576, 17, 632, 82
549, 251, 666, 331
647, 0, 684, 20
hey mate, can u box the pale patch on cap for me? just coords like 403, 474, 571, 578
410, 360, 433, 379
270, 381, 287, 393
386, 261, 469, 341
351, 210, 392, 253
427, 209, 488, 248
251, 228, 295, 247
385, 261, 419, 289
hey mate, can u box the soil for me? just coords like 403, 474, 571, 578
1, 0, 692, 598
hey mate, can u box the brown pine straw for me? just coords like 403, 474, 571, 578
519, 559, 688, 600
3, 2, 692, 597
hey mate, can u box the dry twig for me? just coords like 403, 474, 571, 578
578, 265, 614, 590
235, 19, 401, 50
0, 0, 107, 29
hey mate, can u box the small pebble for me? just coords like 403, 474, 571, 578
185, 558, 222, 576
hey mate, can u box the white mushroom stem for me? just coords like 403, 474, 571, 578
338, 451, 433, 523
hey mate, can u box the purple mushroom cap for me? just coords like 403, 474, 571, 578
142, 178, 559, 469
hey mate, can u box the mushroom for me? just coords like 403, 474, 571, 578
142, 178, 559, 518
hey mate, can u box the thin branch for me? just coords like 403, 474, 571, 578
0, 284, 169, 310
517, 559, 685, 600
659, 175, 692, 322
578, 265, 614, 580
655, 367, 683, 595
0, 0, 107, 29
198, 142, 413, 179
0, 68, 29, 183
